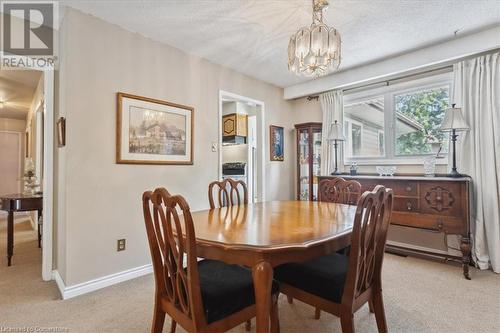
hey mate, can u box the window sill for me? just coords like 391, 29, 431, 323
344, 157, 448, 166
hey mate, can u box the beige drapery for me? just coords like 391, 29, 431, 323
452, 52, 500, 273
320, 90, 343, 175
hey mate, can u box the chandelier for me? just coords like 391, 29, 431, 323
288, 0, 341, 76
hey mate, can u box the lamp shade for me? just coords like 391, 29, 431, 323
440, 105, 470, 131
328, 120, 345, 141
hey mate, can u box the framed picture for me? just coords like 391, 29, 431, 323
116, 92, 194, 165
270, 125, 284, 161
57, 117, 66, 147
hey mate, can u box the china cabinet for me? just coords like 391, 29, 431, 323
295, 122, 322, 201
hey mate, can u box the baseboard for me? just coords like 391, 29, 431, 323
52, 270, 66, 299
51, 264, 153, 300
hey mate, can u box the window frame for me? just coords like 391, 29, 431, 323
343, 72, 452, 166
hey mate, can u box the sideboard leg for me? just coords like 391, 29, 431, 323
460, 237, 471, 280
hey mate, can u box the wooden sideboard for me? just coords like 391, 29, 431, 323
318, 175, 472, 279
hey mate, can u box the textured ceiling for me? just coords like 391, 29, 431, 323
62, 0, 500, 87
0, 70, 40, 120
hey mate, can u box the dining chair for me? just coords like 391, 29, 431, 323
142, 188, 280, 333
275, 185, 394, 333
318, 177, 362, 205
286, 177, 362, 312
208, 178, 248, 209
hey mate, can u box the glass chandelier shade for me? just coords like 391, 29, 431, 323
288, 0, 341, 77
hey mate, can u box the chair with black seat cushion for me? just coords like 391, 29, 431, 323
142, 188, 280, 333
275, 185, 394, 333
304, 177, 362, 317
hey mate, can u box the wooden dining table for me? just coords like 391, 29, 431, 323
190, 200, 357, 333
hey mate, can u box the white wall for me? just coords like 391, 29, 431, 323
56, 8, 295, 286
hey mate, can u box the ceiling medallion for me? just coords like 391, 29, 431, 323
288, 0, 341, 77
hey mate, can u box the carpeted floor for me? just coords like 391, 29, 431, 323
1, 218, 499, 333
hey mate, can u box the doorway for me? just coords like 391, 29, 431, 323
218, 91, 265, 203
0, 63, 54, 282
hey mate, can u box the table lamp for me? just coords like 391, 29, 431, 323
440, 104, 470, 177
328, 120, 345, 175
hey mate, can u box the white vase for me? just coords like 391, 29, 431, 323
423, 156, 436, 177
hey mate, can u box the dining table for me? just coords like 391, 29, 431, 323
190, 200, 357, 333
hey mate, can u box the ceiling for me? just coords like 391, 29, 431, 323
63, 0, 500, 88
0, 70, 41, 120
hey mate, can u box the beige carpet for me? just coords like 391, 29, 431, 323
1, 219, 499, 333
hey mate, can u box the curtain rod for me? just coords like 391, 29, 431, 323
306, 66, 452, 101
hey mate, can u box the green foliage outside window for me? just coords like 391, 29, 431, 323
395, 88, 449, 155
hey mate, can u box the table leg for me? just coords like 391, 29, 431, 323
7, 211, 14, 266
252, 261, 273, 333
37, 209, 42, 248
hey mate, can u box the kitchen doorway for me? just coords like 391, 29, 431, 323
218, 91, 265, 203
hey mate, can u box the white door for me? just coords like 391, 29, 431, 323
0, 131, 22, 217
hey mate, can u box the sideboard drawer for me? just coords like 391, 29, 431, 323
393, 197, 420, 212
387, 181, 419, 196
355, 180, 418, 196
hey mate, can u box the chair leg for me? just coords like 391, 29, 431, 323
271, 295, 280, 333
245, 320, 251, 331
170, 320, 177, 333
340, 309, 355, 333
286, 295, 293, 304
368, 300, 374, 313
372, 291, 388, 333
151, 300, 166, 333
314, 307, 321, 320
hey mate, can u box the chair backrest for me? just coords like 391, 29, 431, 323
318, 177, 362, 205
208, 178, 248, 209
342, 185, 394, 305
142, 188, 205, 328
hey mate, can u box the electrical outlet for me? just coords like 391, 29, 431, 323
117, 239, 126, 251
211, 142, 217, 152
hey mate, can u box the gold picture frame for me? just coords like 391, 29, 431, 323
270, 125, 284, 161
116, 93, 194, 165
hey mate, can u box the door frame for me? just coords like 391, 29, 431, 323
1, 53, 55, 281
218, 90, 266, 202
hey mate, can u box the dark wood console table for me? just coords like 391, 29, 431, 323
318, 175, 471, 279
0, 193, 43, 266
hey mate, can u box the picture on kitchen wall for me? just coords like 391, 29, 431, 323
270, 125, 284, 161
116, 92, 193, 165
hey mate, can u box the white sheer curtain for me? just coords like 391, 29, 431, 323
452, 52, 500, 273
320, 90, 343, 175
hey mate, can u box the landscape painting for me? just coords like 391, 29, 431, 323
116, 93, 193, 165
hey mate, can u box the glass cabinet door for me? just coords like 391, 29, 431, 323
298, 129, 310, 201
311, 128, 322, 201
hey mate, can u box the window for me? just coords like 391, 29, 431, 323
343, 97, 384, 158
395, 87, 449, 155
343, 72, 451, 164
